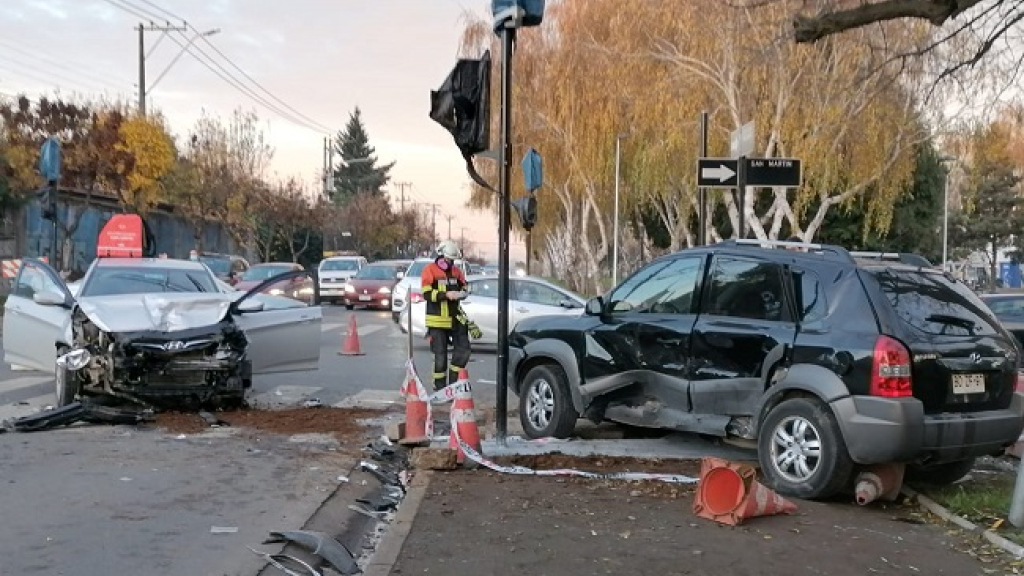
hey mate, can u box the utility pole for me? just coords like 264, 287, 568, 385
459, 226, 470, 257
137, 21, 187, 116
393, 181, 412, 213
426, 203, 441, 244
445, 214, 455, 239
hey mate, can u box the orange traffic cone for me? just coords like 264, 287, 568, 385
338, 315, 364, 356
399, 374, 430, 447
693, 457, 797, 526
448, 369, 482, 469
854, 463, 905, 506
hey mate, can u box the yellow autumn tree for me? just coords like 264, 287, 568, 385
457, 0, 937, 292
115, 113, 176, 214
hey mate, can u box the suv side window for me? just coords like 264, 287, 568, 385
703, 257, 788, 322
792, 268, 826, 322
514, 280, 566, 306
469, 279, 499, 298
608, 257, 702, 314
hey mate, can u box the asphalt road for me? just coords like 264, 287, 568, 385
0, 304, 512, 576
0, 304, 512, 421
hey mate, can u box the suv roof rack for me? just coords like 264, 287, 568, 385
849, 251, 935, 268
718, 239, 856, 263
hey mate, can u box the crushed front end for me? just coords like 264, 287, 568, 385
67, 308, 251, 409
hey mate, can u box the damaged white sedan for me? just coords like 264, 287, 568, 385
3, 257, 322, 409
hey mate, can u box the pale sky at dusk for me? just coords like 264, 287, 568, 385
0, 0, 525, 263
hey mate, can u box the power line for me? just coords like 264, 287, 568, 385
119, 0, 332, 133
162, 30, 327, 133
0, 39, 126, 88
0, 61, 111, 96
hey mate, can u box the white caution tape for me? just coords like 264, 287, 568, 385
403, 359, 698, 484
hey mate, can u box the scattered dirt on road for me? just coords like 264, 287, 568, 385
154, 406, 389, 438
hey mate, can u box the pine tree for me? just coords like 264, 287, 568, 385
331, 107, 395, 204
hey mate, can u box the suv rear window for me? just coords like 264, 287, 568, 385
873, 269, 1002, 336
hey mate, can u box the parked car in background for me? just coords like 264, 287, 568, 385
505, 240, 1024, 499
980, 293, 1024, 350
343, 262, 406, 310
402, 274, 585, 345
390, 257, 469, 322
318, 256, 367, 304
199, 252, 250, 285
233, 262, 315, 304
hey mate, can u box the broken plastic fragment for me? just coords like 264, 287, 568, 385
263, 530, 360, 575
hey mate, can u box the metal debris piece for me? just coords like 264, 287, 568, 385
348, 503, 387, 520
247, 546, 321, 576
263, 530, 360, 575
199, 410, 230, 427
356, 494, 399, 512
8, 401, 154, 432
359, 460, 402, 490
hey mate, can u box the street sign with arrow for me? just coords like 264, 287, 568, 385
696, 158, 738, 187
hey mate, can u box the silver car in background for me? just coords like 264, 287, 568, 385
400, 274, 585, 346
390, 257, 469, 322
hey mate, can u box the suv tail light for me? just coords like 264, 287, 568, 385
410, 292, 424, 304
871, 336, 913, 398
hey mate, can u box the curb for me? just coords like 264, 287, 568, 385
363, 470, 434, 576
902, 486, 1024, 558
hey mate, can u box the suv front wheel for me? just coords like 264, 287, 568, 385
757, 397, 854, 499
518, 364, 578, 439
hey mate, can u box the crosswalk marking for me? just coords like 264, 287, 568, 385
0, 375, 51, 393
0, 393, 54, 423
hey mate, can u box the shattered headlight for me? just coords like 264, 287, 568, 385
57, 348, 92, 371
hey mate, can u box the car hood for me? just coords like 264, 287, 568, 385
320, 271, 357, 280
78, 293, 234, 333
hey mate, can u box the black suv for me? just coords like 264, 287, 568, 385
507, 240, 1024, 499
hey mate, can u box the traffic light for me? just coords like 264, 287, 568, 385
511, 195, 537, 231
429, 50, 491, 159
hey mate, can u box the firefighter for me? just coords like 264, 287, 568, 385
421, 239, 471, 391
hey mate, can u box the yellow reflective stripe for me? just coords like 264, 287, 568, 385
425, 316, 452, 328
432, 372, 446, 379
449, 365, 462, 372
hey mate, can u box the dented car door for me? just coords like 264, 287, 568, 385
3, 259, 74, 372
231, 269, 322, 374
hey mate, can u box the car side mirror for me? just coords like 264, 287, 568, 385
558, 299, 577, 309
33, 290, 66, 307
584, 296, 604, 316
236, 299, 265, 313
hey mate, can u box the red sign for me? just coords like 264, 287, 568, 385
97, 214, 145, 258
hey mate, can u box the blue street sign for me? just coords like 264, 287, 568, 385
492, 0, 545, 32
521, 148, 542, 192
39, 136, 61, 183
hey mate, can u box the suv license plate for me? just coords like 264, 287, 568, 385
359, 295, 372, 301
952, 373, 986, 394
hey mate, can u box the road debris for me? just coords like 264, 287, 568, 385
247, 546, 321, 576
198, 410, 230, 427
3, 401, 154, 432
263, 530, 360, 575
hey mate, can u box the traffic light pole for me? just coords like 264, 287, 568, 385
495, 22, 516, 445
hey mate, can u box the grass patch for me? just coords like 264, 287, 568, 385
919, 471, 1024, 545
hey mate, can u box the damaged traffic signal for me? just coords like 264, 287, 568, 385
429, 51, 491, 160
511, 195, 537, 231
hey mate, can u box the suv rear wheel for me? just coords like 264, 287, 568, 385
518, 364, 578, 439
758, 398, 854, 499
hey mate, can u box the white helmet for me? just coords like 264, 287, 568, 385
436, 239, 462, 260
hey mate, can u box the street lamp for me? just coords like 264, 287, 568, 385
939, 155, 957, 271
613, 132, 629, 286
148, 28, 221, 92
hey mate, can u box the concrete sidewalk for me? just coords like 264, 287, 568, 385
370, 466, 994, 576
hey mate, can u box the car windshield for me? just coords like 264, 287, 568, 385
321, 259, 360, 271
82, 266, 218, 296
405, 261, 430, 278
355, 265, 398, 280
200, 257, 230, 276
874, 269, 1002, 337
241, 265, 295, 282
